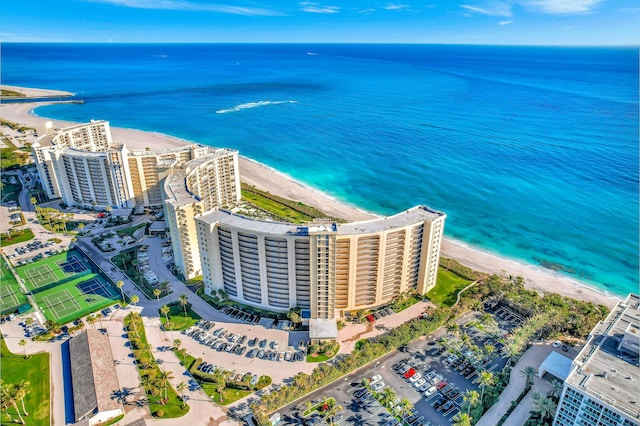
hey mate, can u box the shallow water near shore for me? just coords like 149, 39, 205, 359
3, 43, 638, 297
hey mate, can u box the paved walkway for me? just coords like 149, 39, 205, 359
503, 376, 552, 426
475, 342, 571, 426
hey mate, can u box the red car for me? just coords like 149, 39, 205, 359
404, 368, 416, 379
436, 381, 448, 390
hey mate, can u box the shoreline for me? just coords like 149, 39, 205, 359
0, 87, 622, 308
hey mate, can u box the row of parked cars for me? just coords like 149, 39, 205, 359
12, 239, 55, 256
221, 305, 260, 324
195, 362, 261, 386
352, 379, 428, 426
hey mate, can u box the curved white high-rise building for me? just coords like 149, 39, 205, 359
196, 206, 446, 319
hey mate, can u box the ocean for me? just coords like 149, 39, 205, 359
2, 43, 638, 298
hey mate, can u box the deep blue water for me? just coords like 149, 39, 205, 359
2, 43, 638, 298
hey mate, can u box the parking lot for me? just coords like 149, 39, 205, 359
277, 308, 520, 426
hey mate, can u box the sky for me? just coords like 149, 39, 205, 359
1, 0, 638, 45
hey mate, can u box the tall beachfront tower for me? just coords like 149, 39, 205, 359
163, 149, 241, 280
553, 294, 640, 426
195, 206, 446, 320
32, 120, 135, 209
32, 120, 212, 210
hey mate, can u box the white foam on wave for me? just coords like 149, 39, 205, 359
216, 100, 297, 114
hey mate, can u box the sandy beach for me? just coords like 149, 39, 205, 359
0, 86, 621, 308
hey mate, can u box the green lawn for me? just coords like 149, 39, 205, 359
0, 228, 35, 247
0, 335, 50, 426
426, 267, 473, 307
160, 304, 201, 331
182, 354, 269, 405
241, 189, 315, 223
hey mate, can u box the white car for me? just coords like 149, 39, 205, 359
424, 386, 437, 397
370, 374, 382, 384
413, 378, 427, 388
408, 373, 422, 383
552, 340, 561, 348
371, 381, 386, 391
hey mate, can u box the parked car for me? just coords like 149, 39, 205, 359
371, 381, 386, 391
423, 386, 437, 397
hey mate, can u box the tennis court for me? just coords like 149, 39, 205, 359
41, 289, 81, 321
17, 250, 92, 293
1, 257, 28, 315
77, 277, 118, 300
33, 273, 119, 324
56, 254, 90, 275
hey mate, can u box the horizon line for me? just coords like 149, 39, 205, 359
2, 41, 639, 47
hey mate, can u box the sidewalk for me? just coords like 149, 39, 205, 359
502, 377, 552, 426
475, 342, 564, 426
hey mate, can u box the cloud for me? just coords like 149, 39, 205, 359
299, 1, 339, 13
84, 0, 283, 16
498, 19, 513, 25
384, 3, 410, 11
523, 0, 603, 14
460, 3, 512, 17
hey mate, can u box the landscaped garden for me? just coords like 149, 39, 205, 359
0, 228, 34, 247
159, 300, 201, 331
124, 312, 189, 418
306, 340, 340, 363
180, 352, 271, 405
426, 267, 473, 307
0, 334, 50, 426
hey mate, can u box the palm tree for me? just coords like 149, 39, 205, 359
447, 322, 461, 337
380, 387, 396, 408
397, 397, 413, 419
130, 294, 139, 308
548, 379, 564, 401
13, 380, 30, 417
95, 313, 104, 330
153, 288, 161, 302
0, 382, 17, 424
212, 370, 227, 402
176, 381, 187, 401
4, 384, 25, 424
160, 305, 171, 327
502, 341, 521, 372
532, 392, 557, 422
474, 370, 495, 404
18, 339, 28, 359
521, 366, 537, 389
30, 196, 37, 211
179, 294, 189, 317
87, 314, 96, 329
451, 412, 472, 426
158, 370, 174, 401
463, 389, 480, 415
116, 280, 125, 301
159, 281, 170, 295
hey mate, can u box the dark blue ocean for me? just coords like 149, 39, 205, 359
2, 43, 638, 298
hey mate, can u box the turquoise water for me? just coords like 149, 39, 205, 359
2, 43, 638, 297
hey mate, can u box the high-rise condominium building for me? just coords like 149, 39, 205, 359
195, 206, 446, 319
32, 120, 211, 210
163, 150, 241, 280
554, 293, 640, 426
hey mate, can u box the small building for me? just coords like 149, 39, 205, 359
148, 220, 167, 236
69, 329, 123, 425
110, 208, 132, 222
309, 318, 338, 344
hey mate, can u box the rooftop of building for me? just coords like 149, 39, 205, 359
309, 318, 339, 340
567, 293, 640, 420
336, 205, 446, 235
197, 205, 445, 237
197, 209, 300, 234
68, 329, 121, 421
163, 149, 238, 207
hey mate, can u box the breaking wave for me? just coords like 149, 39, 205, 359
216, 100, 297, 114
